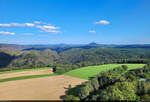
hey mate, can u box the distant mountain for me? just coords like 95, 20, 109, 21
0, 43, 23, 51
1, 43, 150, 53
88, 42, 99, 46
116, 44, 150, 48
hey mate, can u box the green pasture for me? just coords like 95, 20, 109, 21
0, 73, 57, 83
64, 64, 145, 79
0, 67, 52, 74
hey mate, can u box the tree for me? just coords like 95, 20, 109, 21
122, 65, 128, 70
52, 65, 56, 72
99, 82, 138, 101
91, 77, 99, 91
137, 80, 146, 96
84, 81, 94, 92
141, 94, 150, 101
78, 86, 90, 99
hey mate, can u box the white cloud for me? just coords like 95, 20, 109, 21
89, 30, 96, 33
0, 23, 35, 27
34, 21, 41, 24
24, 23, 35, 27
37, 25, 60, 30
0, 24, 11, 27
37, 25, 61, 34
0, 22, 61, 35
94, 20, 110, 25
0, 31, 15, 35
24, 33, 32, 35
42, 29, 61, 34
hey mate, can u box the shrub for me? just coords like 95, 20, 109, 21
91, 77, 99, 91
122, 65, 128, 70
64, 95, 80, 101
78, 85, 90, 99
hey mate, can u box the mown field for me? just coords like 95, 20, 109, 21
64, 64, 145, 79
0, 67, 51, 74
0, 75, 86, 100
0, 74, 57, 83
0, 64, 145, 82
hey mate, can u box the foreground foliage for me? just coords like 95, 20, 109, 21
64, 63, 150, 101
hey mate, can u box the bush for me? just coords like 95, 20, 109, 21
78, 85, 90, 99
52, 65, 56, 72
141, 94, 150, 101
91, 77, 99, 91
99, 82, 138, 101
64, 95, 80, 101
122, 65, 128, 70
53, 64, 73, 74
84, 81, 94, 92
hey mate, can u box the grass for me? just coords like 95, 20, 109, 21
64, 64, 145, 80
0, 67, 52, 74
0, 64, 145, 82
0, 73, 57, 83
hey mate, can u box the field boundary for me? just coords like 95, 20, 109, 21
0, 74, 57, 83
0, 67, 52, 74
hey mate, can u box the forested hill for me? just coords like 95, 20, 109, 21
0, 43, 150, 72
59, 48, 150, 66
0, 49, 59, 70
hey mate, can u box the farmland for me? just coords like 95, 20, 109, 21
0, 67, 52, 74
64, 64, 145, 79
0, 63, 147, 100
0, 75, 86, 100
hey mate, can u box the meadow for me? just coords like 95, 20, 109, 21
0, 64, 145, 82
0, 67, 51, 74
0, 74, 57, 83
64, 64, 145, 79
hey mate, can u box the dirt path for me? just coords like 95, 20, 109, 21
0, 75, 86, 100
0, 69, 53, 79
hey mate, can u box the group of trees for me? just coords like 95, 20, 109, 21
64, 65, 128, 100
64, 62, 150, 101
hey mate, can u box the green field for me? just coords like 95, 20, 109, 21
64, 64, 145, 79
0, 64, 145, 82
0, 73, 57, 83
0, 67, 52, 74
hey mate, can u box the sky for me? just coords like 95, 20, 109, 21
0, 0, 150, 45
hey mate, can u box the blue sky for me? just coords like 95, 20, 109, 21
0, 0, 150, 44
